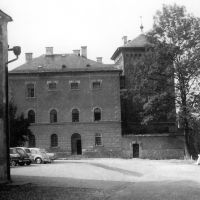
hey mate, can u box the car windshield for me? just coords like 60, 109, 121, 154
17, 149, 26, 155
10, 149, 15, 154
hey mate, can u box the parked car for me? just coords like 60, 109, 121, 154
28, 148, 51, 164
10, 147, 32, 166
45, 150, 57, 161
10, 148, 21, 166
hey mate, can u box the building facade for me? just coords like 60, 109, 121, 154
111, 34, 184, 159
0, 10, 12, 182
9, 47, 122, 157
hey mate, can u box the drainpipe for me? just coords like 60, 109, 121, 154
5, 46, 21, 181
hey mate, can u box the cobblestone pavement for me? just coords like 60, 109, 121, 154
1, 159, 200, 200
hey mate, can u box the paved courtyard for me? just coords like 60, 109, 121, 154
1, 158, 200, 199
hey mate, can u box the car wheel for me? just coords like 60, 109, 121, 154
18, 162, 25, 166
35, 157, 42, 164
26, 161, 31, 165
10, 160, 16, 166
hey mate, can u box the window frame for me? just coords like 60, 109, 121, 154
91, 80, 102, 90
50, 109, 58, 123
95, 133, 103, 146
26, 82, 35, 98
94, 107, 101, 121
72, 108, 79, 122
27, 109, 36, 123
47, 81, 58, 91
69, 80, 80, 90
51, 134, 58, 147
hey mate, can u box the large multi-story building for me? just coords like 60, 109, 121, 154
9, 47, 122, 157
9, 33, 185, 159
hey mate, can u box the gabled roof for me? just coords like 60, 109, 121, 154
111, 34, 152, 60
0, 10, 12, 22
10, 54, 120, 74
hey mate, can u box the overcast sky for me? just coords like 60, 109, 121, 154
1, 0, 200, 69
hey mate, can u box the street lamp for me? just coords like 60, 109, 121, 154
5, 46, 21, 180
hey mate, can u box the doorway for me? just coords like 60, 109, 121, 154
132, 143, 139, 158
71, 133, 82, 155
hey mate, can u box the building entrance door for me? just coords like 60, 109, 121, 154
71, 133, 82, 155
133, 143, 139, 158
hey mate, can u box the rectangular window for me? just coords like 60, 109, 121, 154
47, 81, 57, 91
95, 133, 102, 146
26, 83, 35, 98
70, 81, 80, 90
92, 80, 102, 89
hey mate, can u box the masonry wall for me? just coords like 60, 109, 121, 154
9, 70, 122, 157
121, 134, 185, 159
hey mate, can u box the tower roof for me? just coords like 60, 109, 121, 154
0, 10, 12, 22
111, 34, 152, 60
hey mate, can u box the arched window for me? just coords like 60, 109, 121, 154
51, 134, 58, 147
28, 110, 35, 123
72, 109, 79, 122
94, 108, 101, 121
50, 109, 57, 123
29, 134, 36, 147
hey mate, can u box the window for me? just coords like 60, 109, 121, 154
72, 108, 79, 122
70, 81, 80, 90
29, 134, 36, 147
51, 134, 58, 147
94, 108, 101, 121
50, 109, 57, 123
26, 83, 35, 98
28, 110, 35, 123
95, 133, 102, 146
47, 81, 57, 90
92, 80, 102, 89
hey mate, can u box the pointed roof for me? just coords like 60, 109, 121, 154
10, 53, 120, 74
0, 10, 12, 22
111, 34, 152, 60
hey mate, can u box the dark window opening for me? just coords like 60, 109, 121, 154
71, 82, 79, 90
28, 110, 35, 123
48, 82, 57, 90
29, 134, 36, 147
95, 133, 102, 146
51, 134, 58, 147
50, 109, 57, 123
94, 108, 101, 121
92, 81, 101, 89
27, 83, 35, 98
72, 109, 79, 122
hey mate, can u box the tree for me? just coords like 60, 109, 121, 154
9, 102, 32, 147
142, 4, 200, 158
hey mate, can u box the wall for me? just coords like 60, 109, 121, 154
121, 134, 185, 159
9, 70, 122, 156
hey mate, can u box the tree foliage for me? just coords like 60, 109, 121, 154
9, 102, 32, 147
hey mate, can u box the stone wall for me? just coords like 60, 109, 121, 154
121, 134, 185, 159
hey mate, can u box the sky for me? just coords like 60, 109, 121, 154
1, 0, 200, 69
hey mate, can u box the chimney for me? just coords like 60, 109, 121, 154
46, 47, 53, 55
96, 57, 102, 64
73, 49, 80, 56
81, 46, 87, 58
25, 53, 33, 62
122, 36, 128, 45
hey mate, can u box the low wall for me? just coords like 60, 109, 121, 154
121, 134, 185, 159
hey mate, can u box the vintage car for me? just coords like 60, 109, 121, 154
10, 147, 32, 166
28, 148, 51, 164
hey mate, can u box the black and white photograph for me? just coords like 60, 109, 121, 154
1, 0, 200, 199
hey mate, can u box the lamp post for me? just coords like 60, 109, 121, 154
5, 46, 21, 180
